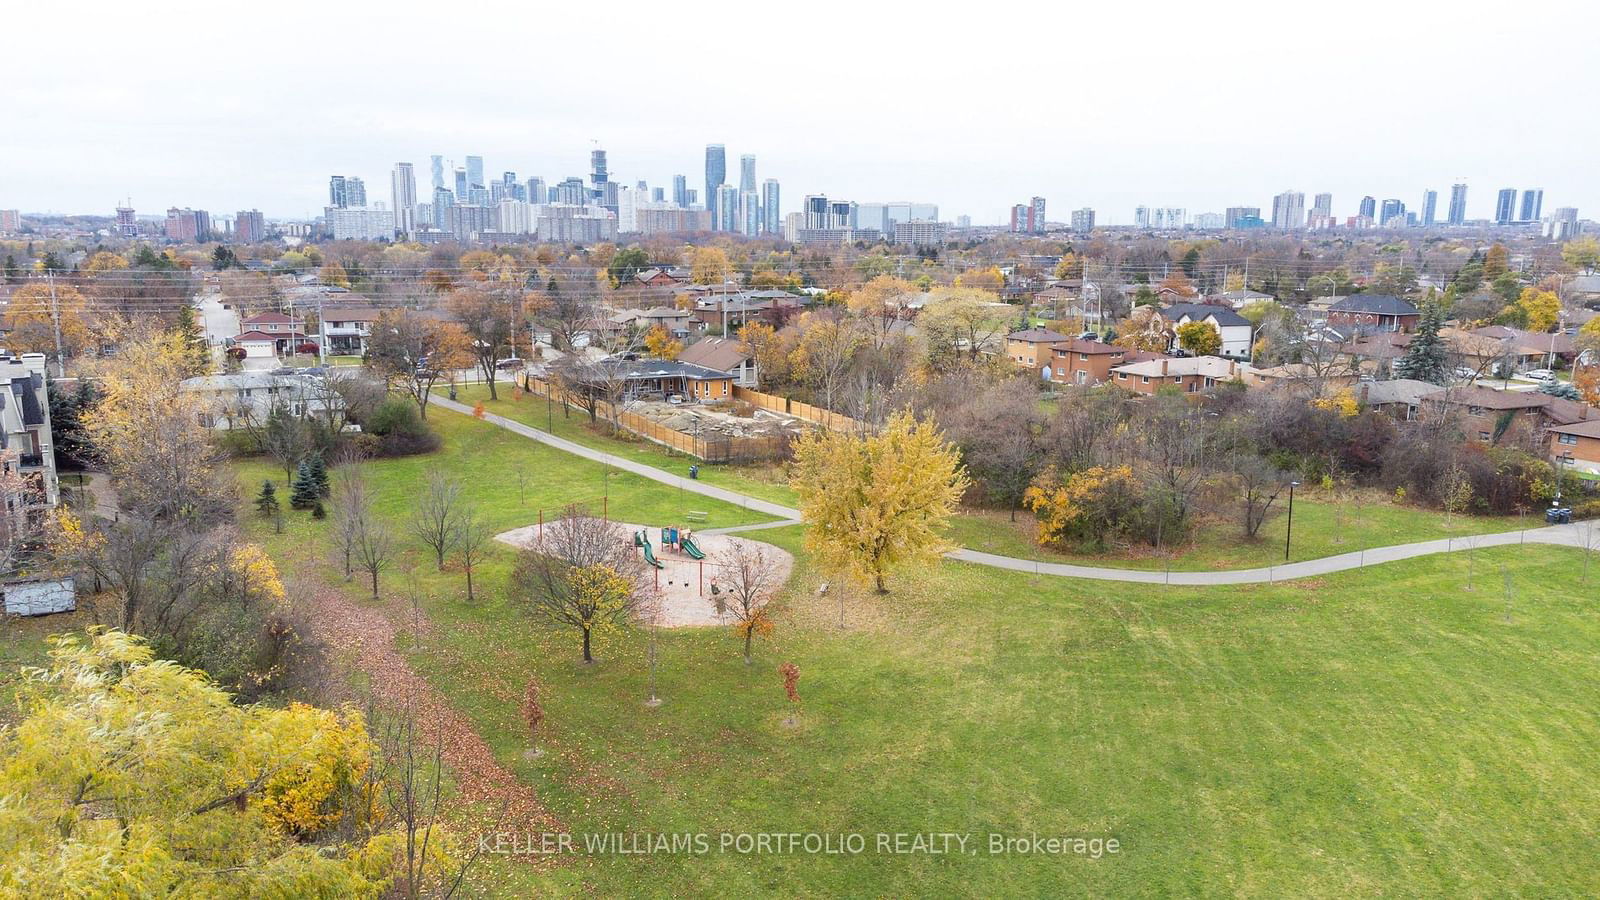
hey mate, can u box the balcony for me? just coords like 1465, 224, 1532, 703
17, 453, 43, 469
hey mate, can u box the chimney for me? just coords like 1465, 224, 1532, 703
1160, 358, 1168, 376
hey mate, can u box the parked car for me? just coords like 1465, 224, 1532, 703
496, 357, 525, 370
1454, 367, 1477, 380
270, 367, 293, 375
1522, 369, 1555, 381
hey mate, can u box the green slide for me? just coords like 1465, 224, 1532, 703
681, 536, 706, 560
640, 535, 664, 569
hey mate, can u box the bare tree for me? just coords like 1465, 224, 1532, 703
712, 540, 783, 664
410, 470, 463, 570
510, 508, 650, 663
372, 696, 483, 899
452, 504, 492, 603
1234, 455, 1288, 538
448, 287, 517, 400
353, 512, 393, 601
329, 456, 371, 581
366, 309, 473, 419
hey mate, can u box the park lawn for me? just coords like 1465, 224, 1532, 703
229, 412, 1600, 895
393, 523, 1600, 897
946, 493, 1528, 572
0, 609, 95, 727
453, 382, 801, 508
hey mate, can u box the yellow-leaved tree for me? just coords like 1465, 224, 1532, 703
790, 412, 968, 593
690, 246, 733, 285
2, 282, 94, 358
0, 629, 459, 897
643, 324, 683, 359
1511, 287, 1561, 332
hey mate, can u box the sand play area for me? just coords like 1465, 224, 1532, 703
495, 519, 794, 627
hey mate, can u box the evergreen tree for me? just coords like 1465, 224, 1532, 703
1537, 378, 1581, 401
1394, 299, 1449, 384
254, 479, 280, 517
174, 305, 210, 376
311, 500, 327, 519
289, 461, 319, 510
306, 453, 330, 497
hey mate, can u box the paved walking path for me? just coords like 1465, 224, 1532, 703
433, 395, 1592, 585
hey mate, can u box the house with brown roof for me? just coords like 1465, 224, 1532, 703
1044, 339, 1130, 385
1005, 327, 1071, 374
1421, 385, 1599, 446
232, 312, 308, 357
676, 337, 758, 387
1549, 419, 1600, 475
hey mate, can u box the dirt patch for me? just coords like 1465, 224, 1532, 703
628, 399, 807, 440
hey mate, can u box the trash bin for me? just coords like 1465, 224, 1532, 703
1547, 507, 1572, 525
448, 385, 458, 401
688, 465, 700, 480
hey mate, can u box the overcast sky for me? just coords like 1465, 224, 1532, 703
8, 0, 1597, 226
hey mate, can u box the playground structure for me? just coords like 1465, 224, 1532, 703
496, 517, 793, 627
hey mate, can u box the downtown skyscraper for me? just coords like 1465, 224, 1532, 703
705, 144, 726, 227
1421, 190, 1438, 226
1447, 183, 1468, 225
762, 178, 780, 234
739, 154, 756, 192
1494, 188, 1517, 225
1271, 190, 1305, 230
672, 174, 688, 208
1519, 189, 1543, 222
391, 162, 417, 237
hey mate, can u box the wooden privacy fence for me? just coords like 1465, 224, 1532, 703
731, 386, 863, 433
516, 375, 794, 464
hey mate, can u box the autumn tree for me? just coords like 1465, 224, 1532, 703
690, 246, 733, 285
1509, 286, 1561, 332
1024, 465, 1141, 551
3, 282, 92, 359
1561, 236, 1600, 274
919, 287, 1007, 368
790, 412, 969, 593
642, 324, 683, 359
789, 314, 863, 410
366, 309, 473, 418
0, 630, 463, 896
1158, 271, 1198, 298
737, 321, 779, 388
511, 509, 651, 662
1175, 320, 1221, 356
846, 275, 917, 350
712, 540, 784, 663
81, 324, 233, 522
954, 265, 1004, 292
1113, 305, 1170, 353
447, 287, 516, 400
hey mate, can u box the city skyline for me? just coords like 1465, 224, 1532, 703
6, 1, 1597, 224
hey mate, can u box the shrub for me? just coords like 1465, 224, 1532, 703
364, 396, 442, 457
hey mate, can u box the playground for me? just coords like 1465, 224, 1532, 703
494, 518, 794, 627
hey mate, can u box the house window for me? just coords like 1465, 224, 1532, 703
1141, 376, 1150, 383
1557, 433, 1578, 445
1187, 382, 1198, 393
1468, 406, 1483, 416
1479, 431, 1491, 442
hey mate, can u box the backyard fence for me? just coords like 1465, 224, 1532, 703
516, 375, 795, 464
731, 386, 864, 433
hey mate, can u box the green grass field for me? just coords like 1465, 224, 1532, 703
11, 402, 1597, 895
226, 405, 1600, 895
945, 497, 1528, 571
453, 383, 802, 507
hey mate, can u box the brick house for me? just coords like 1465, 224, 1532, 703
1326, 294, 1421, 334
1422, 385, 1599, 446
1045, 339, 1131, 385
1005, 327, 1071, 374
1109, 355, 1250, 395
1549, 419, 1600, 475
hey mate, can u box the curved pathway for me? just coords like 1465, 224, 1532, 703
433, 396, 1592, 585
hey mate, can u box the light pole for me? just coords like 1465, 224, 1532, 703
1284, 480, 1301, 561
